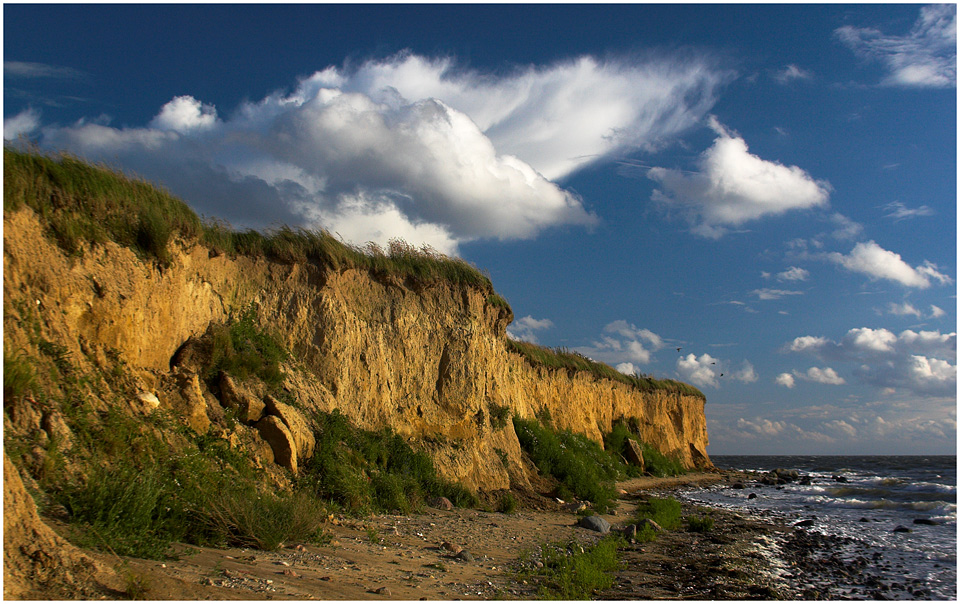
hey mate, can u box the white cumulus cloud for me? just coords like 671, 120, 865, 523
776, 266, 810, 282
576, 320, 665, 366
775, 372, 796, 388
786, 326, 957, 395
796, 366, 847, 385
507, 315, 555, 345
827, 240, 953, 288
647, 116, 831, 238
3, 107, 40, 141
836, 4, 957, 88
32, 52, 729, 254
148, 95, 219, 133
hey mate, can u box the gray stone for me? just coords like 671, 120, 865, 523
577, 515, 611, 534
636, 518, 662, 533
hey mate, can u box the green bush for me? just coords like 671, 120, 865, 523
687, 514, 714, 533
488, 402, 512, 431
513, 416, 621, 512
197, 489, 327, 551
301, 410, 477, 515
633, 496, 682, 531
496, 491, 518, 514
604, 419, 687, 478
204, 305, 287, 388
531, 536, 623, 599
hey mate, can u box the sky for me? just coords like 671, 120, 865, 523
4, 4, 956, 455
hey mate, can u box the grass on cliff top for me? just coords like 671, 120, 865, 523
3, 147, 500, 295
506, 338, 704, 398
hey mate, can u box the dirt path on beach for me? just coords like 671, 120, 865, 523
40, 471, 799, 600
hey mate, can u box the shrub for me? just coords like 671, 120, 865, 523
633, 496, 682, 531
604, 419, 687, 478
513, 416, 620, 512
301, 410, 477, 515
531, 535, 623, 599
204, 305, 287, 388
496, 491, 518, 514
197, 488, 327, 551
488, 402, 511, 431
687, 515, 714, 533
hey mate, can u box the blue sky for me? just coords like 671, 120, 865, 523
4, 4, 956, 455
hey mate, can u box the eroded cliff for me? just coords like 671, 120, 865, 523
4, 203, 709, 493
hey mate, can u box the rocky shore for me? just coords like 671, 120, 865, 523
19, 470, 908, 600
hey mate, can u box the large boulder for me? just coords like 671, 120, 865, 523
219, 374, 266, 424
171, 371, 210, 434
256, 416, 298, 473
624, 438, 645, 470
577, 515, 611, 534
263, 395, 315, 462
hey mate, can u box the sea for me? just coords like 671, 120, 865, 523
681, 455, 957, 600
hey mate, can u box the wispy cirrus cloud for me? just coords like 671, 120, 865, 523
773, 64, 813, 84
4, 60, 89, 81
14, 51, 729, 254
647, 116, 831, 238
881, 200, 935, 221
836, 4, 957, 88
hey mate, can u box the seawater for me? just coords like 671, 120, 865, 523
682, 455, 956, 600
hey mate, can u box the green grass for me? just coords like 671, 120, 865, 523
3, 349, 37, 399
299, 409, 477, 515
496, 491, 518, 514
203, 304, 288, 388
686, 514, 714, 533
527, 535, 624, 600
4, 148, 506, 301
633, 496, 682, 531
506, 339, 703, 398
513, 417, 623, 512
603, 419, 687, 478
4, 148, 202, 264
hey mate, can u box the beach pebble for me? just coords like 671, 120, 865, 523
441, 541, 462, 554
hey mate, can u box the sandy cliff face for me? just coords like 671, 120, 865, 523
4, 207, 709, 492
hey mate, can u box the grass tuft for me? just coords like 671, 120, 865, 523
513, 416, 621, 512
506, 339, 703, 398
300, 409, 477, 515
4, 148, 511, 305
528, 535, 624, 599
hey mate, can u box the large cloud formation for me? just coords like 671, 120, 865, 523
11, 52, 727, 254
647, 117, 831, 238
787, 327, 957, 396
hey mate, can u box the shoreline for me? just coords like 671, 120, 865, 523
33, 469, 922, 600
